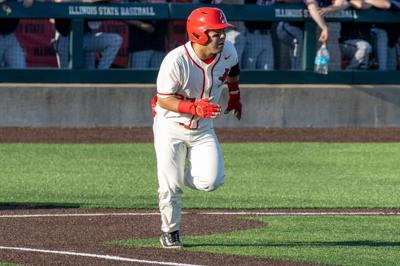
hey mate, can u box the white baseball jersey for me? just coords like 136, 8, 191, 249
155, 40, 238, 129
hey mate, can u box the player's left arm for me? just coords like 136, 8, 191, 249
224, 63, 242, 120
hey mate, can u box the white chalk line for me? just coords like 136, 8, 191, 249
0, 210, 400, 218
200, 211, 400, 216
0, 246, 202, 266
0, 211, 399, 265
0, 212, 160, 218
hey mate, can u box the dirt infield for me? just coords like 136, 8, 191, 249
0, 209, 320, 266
1, 127, 399, 265
1, 127, 400, 143
1, 209, 400, 266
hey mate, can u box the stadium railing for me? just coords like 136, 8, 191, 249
0, 2, 399, 84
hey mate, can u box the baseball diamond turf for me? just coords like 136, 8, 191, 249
1, 143, 400, 265
1, 143, 399, 208
112, 216, 400, 266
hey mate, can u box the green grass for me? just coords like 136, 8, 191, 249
0, 144, 157, 208
1, 143, 400, 265
1, 143, 400, 208
219, 143, 400, 208
112, 215, 400, 266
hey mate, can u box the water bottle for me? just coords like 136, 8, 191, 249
314, 43, 330, 75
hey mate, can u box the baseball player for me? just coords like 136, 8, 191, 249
193, 0, 247, 68
152, 7, 242, 248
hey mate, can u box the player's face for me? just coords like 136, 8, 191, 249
205, 29, 226, 54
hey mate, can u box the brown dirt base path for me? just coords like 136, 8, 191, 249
1, 127, 400, 265
1, 127, 400, 143
0, 209, 317, 266
1, 208, 399, 266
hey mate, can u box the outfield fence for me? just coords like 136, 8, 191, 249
2, 83, 400, 128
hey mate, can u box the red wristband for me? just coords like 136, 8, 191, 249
227, 82, 240, 94
177, 100, 195, 115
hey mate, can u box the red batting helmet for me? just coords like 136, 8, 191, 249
186, 7, 233, 45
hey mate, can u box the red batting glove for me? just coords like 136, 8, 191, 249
224, 82, 242, 120
178, 98, 221, 119
194, 98, 221, 118
224, 93, 242, 120
151, 95, 157, 117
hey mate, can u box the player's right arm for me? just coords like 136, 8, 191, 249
157, 97, 181, 112
158, 96, 221, 119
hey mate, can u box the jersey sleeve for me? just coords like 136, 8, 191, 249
156, 53, 181, 98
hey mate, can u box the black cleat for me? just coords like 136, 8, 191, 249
160, 230, 182, 249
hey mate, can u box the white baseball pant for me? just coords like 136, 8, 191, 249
153, 116, 225, 233
339, 39, 372, 70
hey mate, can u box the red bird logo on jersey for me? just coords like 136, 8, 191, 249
218, 68, 230, 85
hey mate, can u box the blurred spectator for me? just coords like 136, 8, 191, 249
242, 0, 275, 70
52, 0, 122, 69
371, 23, 399, 70
124, 0, 167, 69
165, 0, 192, 49
390, 0, 400, 10
339, 21, 372, 70
350, 0, 397, 70
276, 0, 304, 70
276, 0, 349, 70
0, 0, 34, 68
194, 0, 246, 68
397, 41, 400, 69
385, 0, 400, 70
350, 0, 390, 9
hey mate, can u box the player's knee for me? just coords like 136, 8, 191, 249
111, 34, 123, 47
202, 175, 225, 192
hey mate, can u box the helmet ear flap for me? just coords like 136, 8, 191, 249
190, 29, 208, 45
